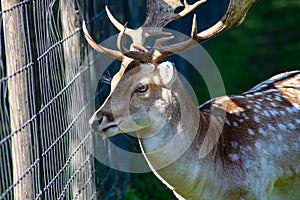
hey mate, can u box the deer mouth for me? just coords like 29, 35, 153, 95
102, 124, 117, 132
101, 124, 119, 137
99, 121, 122, 137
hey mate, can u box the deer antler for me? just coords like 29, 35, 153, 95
107, 0, 205, 46
82, 21, 125, 61
155, 0, 258, 60
83, 0, 257, 62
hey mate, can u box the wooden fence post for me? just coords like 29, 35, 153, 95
1, 0, 33, 199
60, 0, 91, 199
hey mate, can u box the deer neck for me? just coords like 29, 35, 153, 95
136, 76, 210, 195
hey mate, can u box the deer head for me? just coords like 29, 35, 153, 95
85, 0, 257, 137
89, 60, 180, 138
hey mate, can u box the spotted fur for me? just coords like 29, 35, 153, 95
195, 71, 300, 199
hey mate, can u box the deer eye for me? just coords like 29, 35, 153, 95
135, 84, 149, 93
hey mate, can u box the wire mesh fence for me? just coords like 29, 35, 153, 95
0, 0, 236, 199
0, 0, 136, 199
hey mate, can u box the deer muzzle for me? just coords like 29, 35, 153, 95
89, 111, 120, 137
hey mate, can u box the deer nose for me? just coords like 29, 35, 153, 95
89, 111, 114, 132
89, 114, 101, 132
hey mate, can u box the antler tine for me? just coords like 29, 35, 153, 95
155, 0, 258, 62
106, 6, 145, 46
177, 0, 206, 18
105, 0, 206, 62
82, 21, 125, 61
116, 22, 153, 62
153, 36, 175, 49
117, 22, 130, 54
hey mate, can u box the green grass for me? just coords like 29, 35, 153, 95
122, 173, 176, 200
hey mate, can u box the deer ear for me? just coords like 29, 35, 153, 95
154, 61, 176, 86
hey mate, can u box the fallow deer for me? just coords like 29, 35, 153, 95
84, 0, 300, 199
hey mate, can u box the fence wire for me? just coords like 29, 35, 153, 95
0, 0, 133, 199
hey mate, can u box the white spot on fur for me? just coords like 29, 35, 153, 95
286, 107, 295, 114
254, 115, 260, 123
278, 123, 287, 132
254, 92, 263, 96
245, 160, 253, 169
253, 108, 260, 113
293, 142, 299, 150
229, 153, 239, 161
280, 110, 286, 116
275, 96, 282, 102
270, 102, 278, 107
269, 144, 275, 152
242, 113, 250, 120
246, 105, 252, 109
266, 97, 273, 101
268, 124, 276, 132
283, 144, 289, 151
247, 145, 253, 151
255, 104, 262, 109
248, 129, 255, 135
226, 120, 231, 126
230, 141, 239, 149
277, 134, 283, 141
246, 94, 254, 98
258, 127, 268, 137
270, 144, 282, 156
268, 89, 279, 93
233, 121, 238, 127
296, 119, 300, 124
255, 141, 262, 149
240, 146, 248, 155
288, 123, 296, 130
269, 109, 278, 117
263, 110, 270, 117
